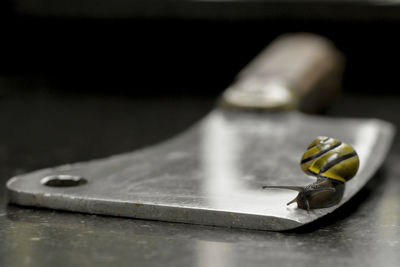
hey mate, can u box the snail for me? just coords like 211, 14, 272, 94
262, 136, 359, 211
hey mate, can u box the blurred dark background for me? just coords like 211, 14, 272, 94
1, 0, 400, 172
1, 0, 400, 96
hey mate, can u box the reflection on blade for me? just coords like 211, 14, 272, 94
201, 112, 299, 218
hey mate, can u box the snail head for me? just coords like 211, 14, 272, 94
262, 185, 336, 211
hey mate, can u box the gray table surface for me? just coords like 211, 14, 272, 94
0, 82, 399, 266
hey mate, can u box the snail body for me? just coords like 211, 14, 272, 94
263, 136, 359, 211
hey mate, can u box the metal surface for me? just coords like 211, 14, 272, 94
6, 110, 394, 231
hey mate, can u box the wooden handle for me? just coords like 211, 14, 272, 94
219, 33, 345, 113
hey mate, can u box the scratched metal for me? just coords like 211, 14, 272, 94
6, 110, 394, 231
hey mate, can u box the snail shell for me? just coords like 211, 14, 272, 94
300, 136, 359, 183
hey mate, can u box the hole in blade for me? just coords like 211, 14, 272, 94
41, 175, 87, 187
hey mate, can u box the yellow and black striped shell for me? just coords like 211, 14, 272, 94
300, 136, 359, 183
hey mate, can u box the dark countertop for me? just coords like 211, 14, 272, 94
0, 79, 399, 266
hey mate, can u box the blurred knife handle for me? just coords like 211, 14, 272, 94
220, 33, 345, 113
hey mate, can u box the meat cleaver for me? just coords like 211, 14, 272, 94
7, 33, 395, 231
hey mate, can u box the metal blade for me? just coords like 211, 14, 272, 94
6, 110, 395, 231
